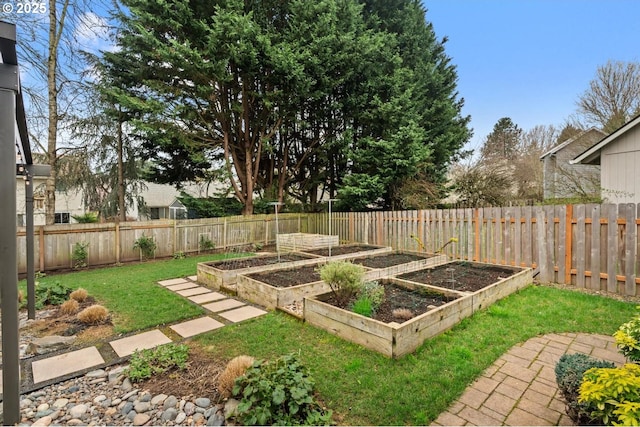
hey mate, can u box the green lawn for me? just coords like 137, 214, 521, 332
20, 257, 638, 425
193, 285, 636, 425
20, 253, 251, 333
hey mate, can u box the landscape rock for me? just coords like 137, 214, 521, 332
26, 335, 76, 355
133, 413, 150, 426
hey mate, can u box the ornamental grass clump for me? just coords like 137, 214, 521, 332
70, 287, 88, 303
218, 355, 255, 399
77, 304, 109, 324
59, 299, 80, 316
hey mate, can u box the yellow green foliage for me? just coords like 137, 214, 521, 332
614, 307, 640, 362
579, 363, 640, 425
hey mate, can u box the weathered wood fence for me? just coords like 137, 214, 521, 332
308, 204, 640, 296
17, 214, 308, 273
16, 204, 640, 296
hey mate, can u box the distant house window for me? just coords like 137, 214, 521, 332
149, 207, 160, 220
34, 197, 44, 210
55, 212, 70, 224
17, 214, 24, 227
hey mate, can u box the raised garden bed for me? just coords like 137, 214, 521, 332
304, 262, 533, 358
301, 244, 390, 257
235, 251, 444, 310
197, 253, 322, 293
277, 233, 339, 252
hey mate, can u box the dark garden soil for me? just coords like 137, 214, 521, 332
247, 265, 321, 287
208, 253, 311, 270
351, 253, 430, 269
398, 261, 520, 292
322, 281, 458, 323
303, 245, 382, 256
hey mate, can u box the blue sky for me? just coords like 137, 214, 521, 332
423, 0, 640, 152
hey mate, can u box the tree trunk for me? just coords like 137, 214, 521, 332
117, 116, 126, 222
45, 0, 58, 225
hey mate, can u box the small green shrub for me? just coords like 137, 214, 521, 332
199, 235, 215, 252
614, 308, 640, 362
319, 261, 365, 306
579, 363, 640, 425
72, 241, 89, 269
232, 354, 332, 426
126, 343, 189, 382
29, 281, 73, 309
360, 281, 384, 308
352, 296, 374, 317
172, 251, 186, 259
133, 234, 157, 260
555, 353, 615, 424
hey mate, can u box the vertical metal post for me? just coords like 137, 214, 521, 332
328, 199, 337, 258
26, 170, 35, 319
1, 88, 20, 425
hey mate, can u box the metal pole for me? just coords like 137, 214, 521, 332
328, 199, 337, 258
26, 170, 35, 319
268, 202, 283, 263
1, 87, 21, 425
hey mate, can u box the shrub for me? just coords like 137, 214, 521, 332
351, 296, 374, 317
199, 235, 215, 252
360, 281, 384, 308
72, 242, 89, 269
218, 355, 255, 398
70, 288, 88, 303
126, 343, 189, 382
232, 354, 332, 426
72, 212, 99, 223
172, 251, 186, 259
555, 353, 615, 424
614, 308, 640, 362
319, 261, 365, 306
579, 363, 640, 425
59, 299, 80, 315
133, 234, 157, 260
77, 304, 109, 324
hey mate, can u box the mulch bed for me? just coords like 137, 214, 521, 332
247, 265, 321, 287
208, 254, 311, 270
398, 262, 521, 292
322, 281, 457, 323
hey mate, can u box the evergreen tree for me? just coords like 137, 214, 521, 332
480, 117, 522, 162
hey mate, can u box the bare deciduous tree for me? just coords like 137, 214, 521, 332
577, 60, 640, 133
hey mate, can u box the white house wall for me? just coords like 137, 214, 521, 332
601, 124, 640, 203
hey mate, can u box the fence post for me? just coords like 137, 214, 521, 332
39, 225, 45, 271
564, 205, 573, 284
115, 222, 120, 264
223, 217, 227, 249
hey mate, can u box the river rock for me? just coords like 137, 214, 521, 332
69, 404, 87, 419
133, 413, 150, 426
195, 397, 211, 408
161, 407, 178, 422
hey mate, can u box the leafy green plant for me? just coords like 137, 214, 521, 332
614, 307, 640, 362
319, 261, 365, 306
232, 354, 332, 426
28, 281, 73, 310
352, 296, 374, 317
72, 212, 99, 223
126, 343, 189, 382
199, 234, 215, 252
555, 353, 614, 424
579, 363, 640, 425
172, 251, 186, 259
72, 241, 89, 269
133, 233, 157, 260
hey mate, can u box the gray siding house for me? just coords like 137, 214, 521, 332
540, 128, 606, 200
572, 115, 640, 204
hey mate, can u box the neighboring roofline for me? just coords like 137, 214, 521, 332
539, 127, 606, 160
571, 113, 640, 165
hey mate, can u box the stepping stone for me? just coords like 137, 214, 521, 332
166, 282, 199, 292
170, 317, 224, 338
218, 306, 268, 323
109, 330, 172, 358
158, 278, 188, 287
188, 292, 227, 304
203, 299, 245, 313
176, 287, 211, 297
187, 275, 198, 281
32, 347, 105, 383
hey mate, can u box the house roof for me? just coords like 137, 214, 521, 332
539, 127, 606, 160
571, 113, 640, 165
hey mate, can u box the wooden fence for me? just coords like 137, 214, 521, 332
307, 204, 640, 296
16, 204, 640, 296
17, 213, 309, 274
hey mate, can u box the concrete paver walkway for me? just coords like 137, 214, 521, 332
431, 333, 627, 426
28, 274, 269, 386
